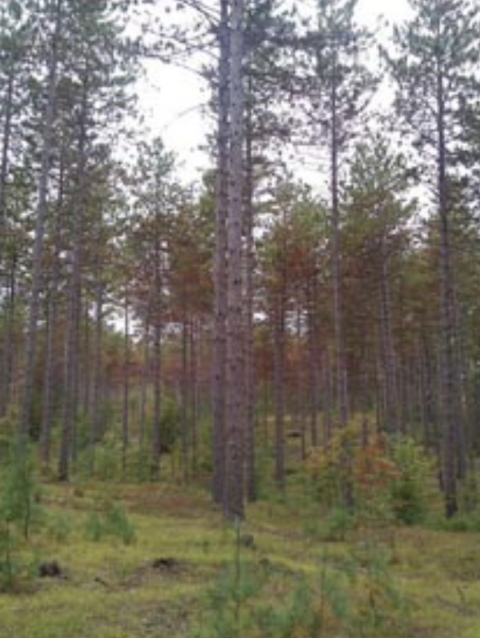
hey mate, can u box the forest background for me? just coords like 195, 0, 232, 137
0, 0, 480, 546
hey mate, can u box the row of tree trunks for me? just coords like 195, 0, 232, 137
19, 0, 64, 445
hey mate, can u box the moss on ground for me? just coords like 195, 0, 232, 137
0, 481, 479, 637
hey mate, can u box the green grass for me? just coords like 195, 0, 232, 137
0, 480, 479, 637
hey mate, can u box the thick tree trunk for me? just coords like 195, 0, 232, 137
223, 0, 245, 520
212, 0, 230, 505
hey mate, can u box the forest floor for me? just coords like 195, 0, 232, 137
0, 480, 479, 638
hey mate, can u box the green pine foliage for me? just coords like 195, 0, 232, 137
84, 500, 136, 545
306, 426, 438, 526
389, 435, 435, 525
0, 445, 42, 591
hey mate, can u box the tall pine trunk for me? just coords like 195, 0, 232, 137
19, 0, 63, 442
378, 237, 400, 433
436, 60, 459, 518
244, 99, 256, 502
223, 0, 245, 520
0, 64, 14, 265
58, 71, 89, 481
272, 279, 286, 492
212, 0, 230, 504
122, 294, 130, 473
330, 74, 348, 428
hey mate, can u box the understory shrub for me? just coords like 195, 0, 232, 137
389, 435, 434, 525
0, 444, 42, 591
306, 425, 436, 526
85, 501, 136, 545
190, 523, 404, 638
306, 425, 360, 508
190, 524, 265, 638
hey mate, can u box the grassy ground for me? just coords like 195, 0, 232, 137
0, 480, 479, 638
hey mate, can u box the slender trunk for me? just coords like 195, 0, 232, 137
58, 71, 88, 481
180, 316, 189, 478
424, 331, 439, 448
436, 60, 458, 518
139, 320, 150, 453
0, 251, 17, 417
306, 276, 320, 447
89, 279, 104, 458
122, 294, 130, 473
244, 96, 256, 501
0, 65, 15, 262
151, 244, 163, 480
330, 57, 348, 428
321, 349, 333, 447
81, 300, 91, 417
295, 305, 307, 459
452, 292, 468, 479
378, 237, 400, 433
58, 252, 82, 480
223, 0, 245, 519
151, 319, 162, 480
418, 338, 431, 446
212, 0, 230, 504
39, 289, 56, 467
19, 0, 63, 442
190, 320, 199, 474
0, 68, 15, 413
273, 290, 286, 492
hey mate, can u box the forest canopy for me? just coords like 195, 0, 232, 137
1, 0, 480, 522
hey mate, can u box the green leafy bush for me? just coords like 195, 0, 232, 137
389, 436, 434, 525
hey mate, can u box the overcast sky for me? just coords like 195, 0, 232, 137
137, 0, 411, 181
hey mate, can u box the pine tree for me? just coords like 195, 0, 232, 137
387, 0, 480, 516
223, 0, 246, 520
342, 135, 414, 432
307, 0, 376, 427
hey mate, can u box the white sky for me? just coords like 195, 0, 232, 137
137, 0, 411, 182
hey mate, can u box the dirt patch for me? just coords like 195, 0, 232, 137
38, 560, 65, 579
151, 557, 184, 572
